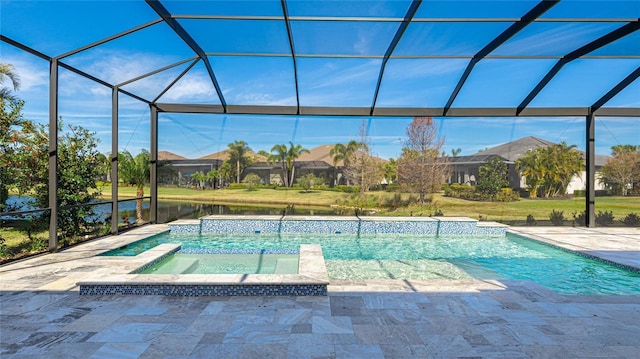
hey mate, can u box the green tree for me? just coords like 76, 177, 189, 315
516, 150, 545, 198
298, 173, 324, 192
516, 142, 584, 198
6, 118, 103, 241
477, 156, 509, 199
451, 148, 461, 157
242, 173, 262, 190
119, 150, 150, 224
226, 140, 252, 183
191, 171, 206, 189
600, 145, 640, 196
0, 62, 20, 102
263, 142, 309, 187
96, 152, 111, 182
218, 161, 233, 187
330, 140, 360, 185
205, 168, 219, 189
1, 63, 23, 208
0, 100, 28, 209
397, 117, 449, 204
382, 158, 398, 184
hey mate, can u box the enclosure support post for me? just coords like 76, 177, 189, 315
48, 59, 58, 251
150, 105, 158, 224
111, 88, 119, 234
585, 111, 596, 227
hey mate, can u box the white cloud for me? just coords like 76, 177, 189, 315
8, 58, 49, 92
161, 77, 215, 101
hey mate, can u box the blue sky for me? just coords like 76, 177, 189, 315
1, 0, 638, 159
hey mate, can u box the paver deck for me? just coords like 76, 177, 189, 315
1, 225, 638, 358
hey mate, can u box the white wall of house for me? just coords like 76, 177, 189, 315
519, 171, 605, 194
566, 171, 606, 194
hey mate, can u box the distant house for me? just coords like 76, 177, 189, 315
244, 145, 338, 186
157, 144, 384, 188
447, 136, 609, 194
158, 151, 221, 187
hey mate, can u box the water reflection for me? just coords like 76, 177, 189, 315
2, 196, 351, 225
156, 201, 348, 223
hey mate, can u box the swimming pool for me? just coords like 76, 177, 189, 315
103, 231, 640, 295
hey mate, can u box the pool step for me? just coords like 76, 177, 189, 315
274, 258, 299, 274
148, 257, 200, 274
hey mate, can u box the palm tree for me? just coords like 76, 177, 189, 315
329, 140, 359, 185
264, 142, 309, 187
227, 140, 252, 183
383, 158, 398, 184
218, 162, 233, 187
0, 63, 20, 102
286, 142, 309, 187
205, 169, 219, 189
517, 142, 584, 198
119, 150, 150, 224
263, 144, 288, 186
191, 171, 206, 189
517, 152, 544, 198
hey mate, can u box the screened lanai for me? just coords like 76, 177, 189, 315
1, 0, 639, 250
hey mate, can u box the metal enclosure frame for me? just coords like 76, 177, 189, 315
1, 0, 639, 250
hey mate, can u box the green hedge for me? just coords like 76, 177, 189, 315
444, 184, 519, 202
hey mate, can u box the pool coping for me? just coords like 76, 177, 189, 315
508, 227, 640, 272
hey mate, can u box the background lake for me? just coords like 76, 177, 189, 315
2, 196, 345, 224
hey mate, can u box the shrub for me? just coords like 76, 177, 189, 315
444, 184, 476, 199
623, 213, 640, 227
0, 235, 7, 257
595, 210, 615, 226
242, 173, 262, 191
572, 211, 586, 226
297, 173, 324, 192
495, 188, 520, 202
444, 183, 518, 202
550, 210, 565, 226
227, 183, 246, 189
331, 185, 360, 193
526, 214, 536, 226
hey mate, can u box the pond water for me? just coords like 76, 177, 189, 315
2, 196, 342, 223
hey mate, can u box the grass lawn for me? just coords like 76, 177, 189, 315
97, 184, 640, 224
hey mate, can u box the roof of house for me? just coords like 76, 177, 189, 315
473, 136, 556, 162
198, 149, 267, 162
298, 144, 342, 166
158, 150, 187, 161
248, 160, 333, 170
463, 136, 609, 166
449, 154, 510, 165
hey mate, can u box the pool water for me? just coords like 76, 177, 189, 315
104, 232, 640, 295
139, 253, 299, 275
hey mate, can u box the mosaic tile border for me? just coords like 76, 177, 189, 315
179, 248, 300, 255
79, 284, 327, 296
132, 245, 182, 274
195, 216, 508, 236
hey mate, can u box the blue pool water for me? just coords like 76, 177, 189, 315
102, 231, 640, 295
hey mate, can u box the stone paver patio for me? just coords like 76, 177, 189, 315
1, 225, 639, 358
